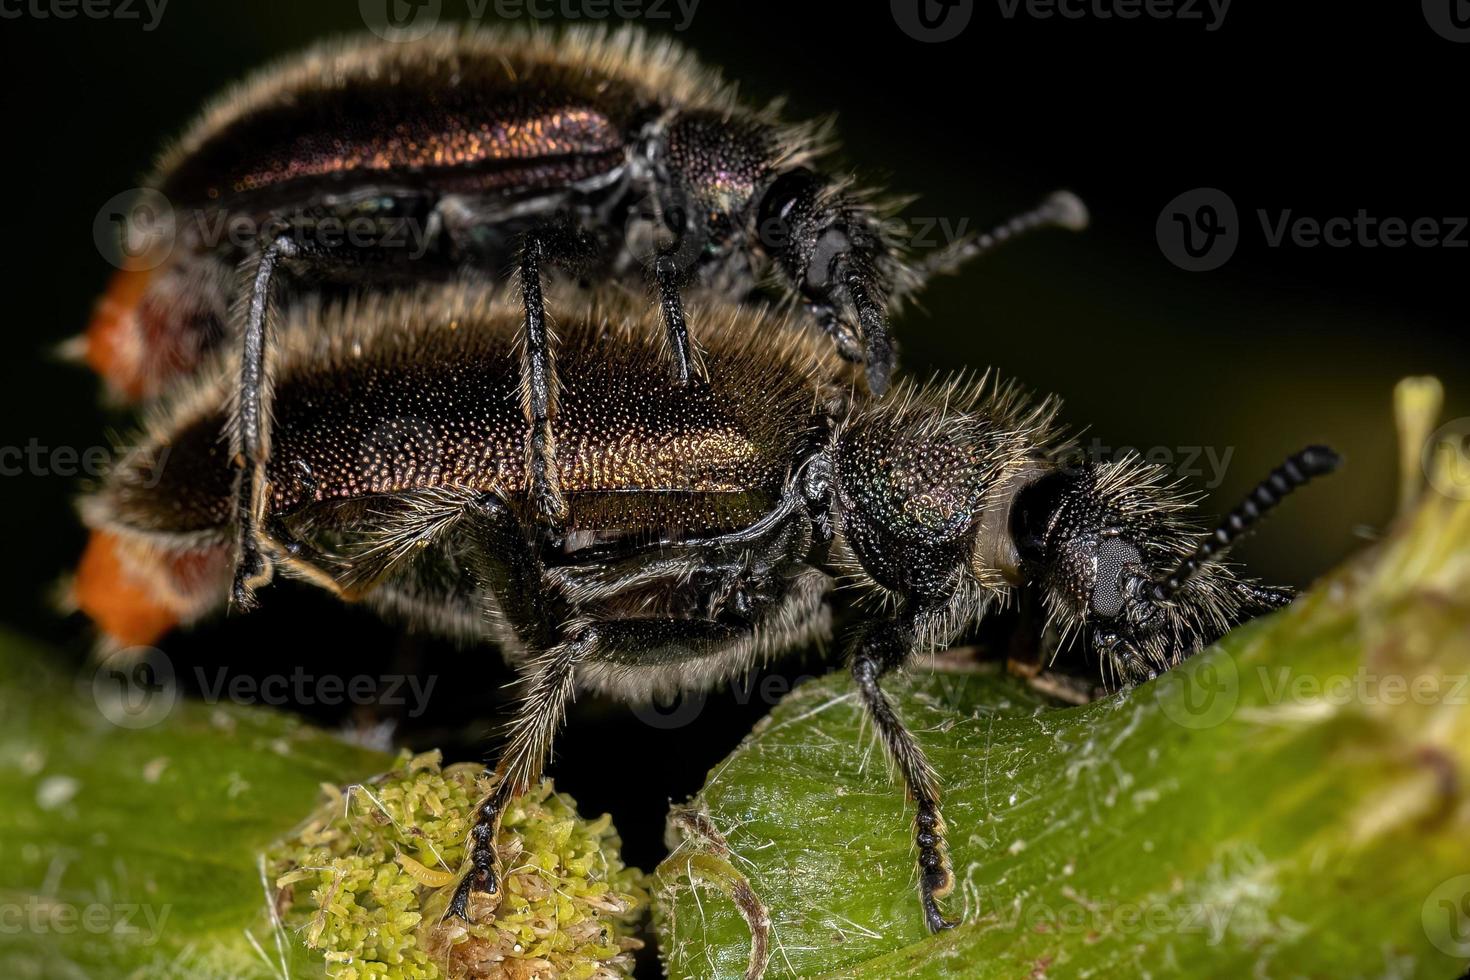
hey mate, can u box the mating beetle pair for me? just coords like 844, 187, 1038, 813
73, 26, 1335, 934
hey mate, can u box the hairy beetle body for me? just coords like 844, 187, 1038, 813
86, 27, 856, 401
83, 25, 1086, 405
75, 284, 1333, 938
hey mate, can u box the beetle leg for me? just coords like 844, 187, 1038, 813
839, 261, 895, 395
849, 613, 958, 933
449, 493, 820, 923
653, 249, 699, 384
229, 235, 300, 610
516, 232, 569, 538
227, 223, 424, 609
447, 492, 574, 920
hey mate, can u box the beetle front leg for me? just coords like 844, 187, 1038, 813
653, 249, 699, 384
849, 614, 958, 932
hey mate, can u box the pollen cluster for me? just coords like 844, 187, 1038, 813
268, 750, 648, 979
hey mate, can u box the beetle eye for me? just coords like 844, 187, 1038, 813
1090, 537, 1142, 619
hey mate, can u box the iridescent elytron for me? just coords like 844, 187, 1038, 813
75, 283, 1336, 933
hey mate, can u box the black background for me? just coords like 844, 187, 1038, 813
0, 0, 1466, 877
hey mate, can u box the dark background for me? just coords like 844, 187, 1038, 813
0, 0, 1466, 878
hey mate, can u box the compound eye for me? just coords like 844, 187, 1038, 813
1090, 537, 1142, 619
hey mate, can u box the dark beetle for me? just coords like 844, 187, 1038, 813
74, 282, 1336, 935
77, 25, 1086, 611
82, 26, 1083, 401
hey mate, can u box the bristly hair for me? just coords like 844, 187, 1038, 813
1035, 453, 1276, 685
831, 370, 1068, 651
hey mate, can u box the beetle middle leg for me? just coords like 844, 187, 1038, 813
849, 611, 958, 933
227, 210, 440, 608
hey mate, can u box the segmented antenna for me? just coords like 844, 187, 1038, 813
1151, 445, 1342, 601
912, 190, 1089, 283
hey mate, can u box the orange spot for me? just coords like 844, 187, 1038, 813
84, 269, 153, 401
74, 531, 178, 648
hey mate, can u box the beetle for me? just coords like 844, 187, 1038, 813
73, 281, 1337, 933
78, 25, 1087, 605
83, 26, 1085, 402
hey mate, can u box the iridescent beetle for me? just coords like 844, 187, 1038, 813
74, 282, 1338, 933
83, 26, 1085, 401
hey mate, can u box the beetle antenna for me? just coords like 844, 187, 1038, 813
1152, 445, 1342, 601
907, 190, 1089, 287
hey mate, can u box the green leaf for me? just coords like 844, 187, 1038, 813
0, 632, 390, 978
0, 636, 648, 979
655, 387, 1470, 979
